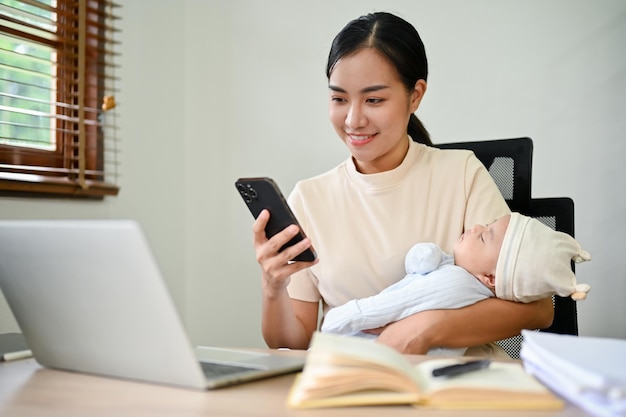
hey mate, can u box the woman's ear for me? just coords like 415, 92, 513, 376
410, 79, 427, 113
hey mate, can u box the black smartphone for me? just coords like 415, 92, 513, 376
235, 177, 317, 262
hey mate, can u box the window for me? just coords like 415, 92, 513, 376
0, 0, 120, 198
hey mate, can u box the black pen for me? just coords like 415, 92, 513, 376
432, 359, 491, 378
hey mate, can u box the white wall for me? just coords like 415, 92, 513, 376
1, 0, 625, 347
0, 2, 188, 332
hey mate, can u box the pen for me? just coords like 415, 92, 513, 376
2, 349, 33, 362
432, 359, 491, 378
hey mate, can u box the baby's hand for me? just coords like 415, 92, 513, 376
405, 242, 442, 274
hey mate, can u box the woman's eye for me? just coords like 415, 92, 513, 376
366, 98, 383, 104
331, 97, 346, 103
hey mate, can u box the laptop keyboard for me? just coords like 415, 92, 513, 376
200, 361, 256, 378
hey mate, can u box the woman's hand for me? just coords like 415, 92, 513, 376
254, 209, 319, 349
373, 310, 444, 354
253, 210, 318, 293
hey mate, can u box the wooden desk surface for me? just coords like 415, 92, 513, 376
0, 356, 593, 417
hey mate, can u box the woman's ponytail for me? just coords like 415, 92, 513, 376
408, 114, 432, 146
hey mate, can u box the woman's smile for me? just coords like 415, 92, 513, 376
346, 132, 377, 146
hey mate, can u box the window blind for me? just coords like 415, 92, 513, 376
0, 0, 120, 198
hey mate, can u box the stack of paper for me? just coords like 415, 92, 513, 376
520, 330, 626, 417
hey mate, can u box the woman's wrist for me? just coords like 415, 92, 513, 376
262, 274, 291, 299
406, 309, 445, 352
377, 310, 445, 354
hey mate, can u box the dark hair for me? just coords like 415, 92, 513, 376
326, 12, 432, 146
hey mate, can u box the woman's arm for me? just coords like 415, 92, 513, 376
261, 290, 318, 349
254, 209, 319, 349
375, 297, 554, 354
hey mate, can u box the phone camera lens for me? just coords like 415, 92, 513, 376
237, 182, 258, 202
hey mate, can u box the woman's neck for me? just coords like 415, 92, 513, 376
353, 136, 410, 174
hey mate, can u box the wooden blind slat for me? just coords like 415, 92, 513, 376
15, 0, 56, 14
0, 0, 121, 198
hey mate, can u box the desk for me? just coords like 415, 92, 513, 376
0, 356, 593, 417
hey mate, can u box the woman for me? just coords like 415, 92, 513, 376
252, 12, 553, 355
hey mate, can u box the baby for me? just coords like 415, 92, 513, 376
321, 213, 591, 338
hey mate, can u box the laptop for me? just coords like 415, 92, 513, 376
0, 219, 304, 389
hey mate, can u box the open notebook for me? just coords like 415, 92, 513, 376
0, 220, 304, 389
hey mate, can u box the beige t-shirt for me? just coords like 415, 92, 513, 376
287, 140, 510, 315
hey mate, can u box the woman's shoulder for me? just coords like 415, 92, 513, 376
287, 163, 349, 218
292, 163, 348, 194
421, 144, 475, 163
414, 144, 485, 174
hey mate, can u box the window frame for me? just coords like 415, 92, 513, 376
0, 0, 119, 199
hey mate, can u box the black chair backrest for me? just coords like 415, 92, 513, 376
434, 138, 578, 359
436, 137, 533, 213
494, 197, 578, 358
522, 197, 578, 336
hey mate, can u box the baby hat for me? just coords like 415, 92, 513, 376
495, 213, 591, 303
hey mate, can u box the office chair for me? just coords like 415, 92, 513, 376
434, 138, 579, 359
493, 197, 578, 358
435, 137, 533, 213
522, 197, 579, 337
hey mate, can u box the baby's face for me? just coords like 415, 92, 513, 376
453, 215, 511, 287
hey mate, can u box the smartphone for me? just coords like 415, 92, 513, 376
235, 177, 317, 262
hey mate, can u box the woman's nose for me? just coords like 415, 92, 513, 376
346, 104, 367, 129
